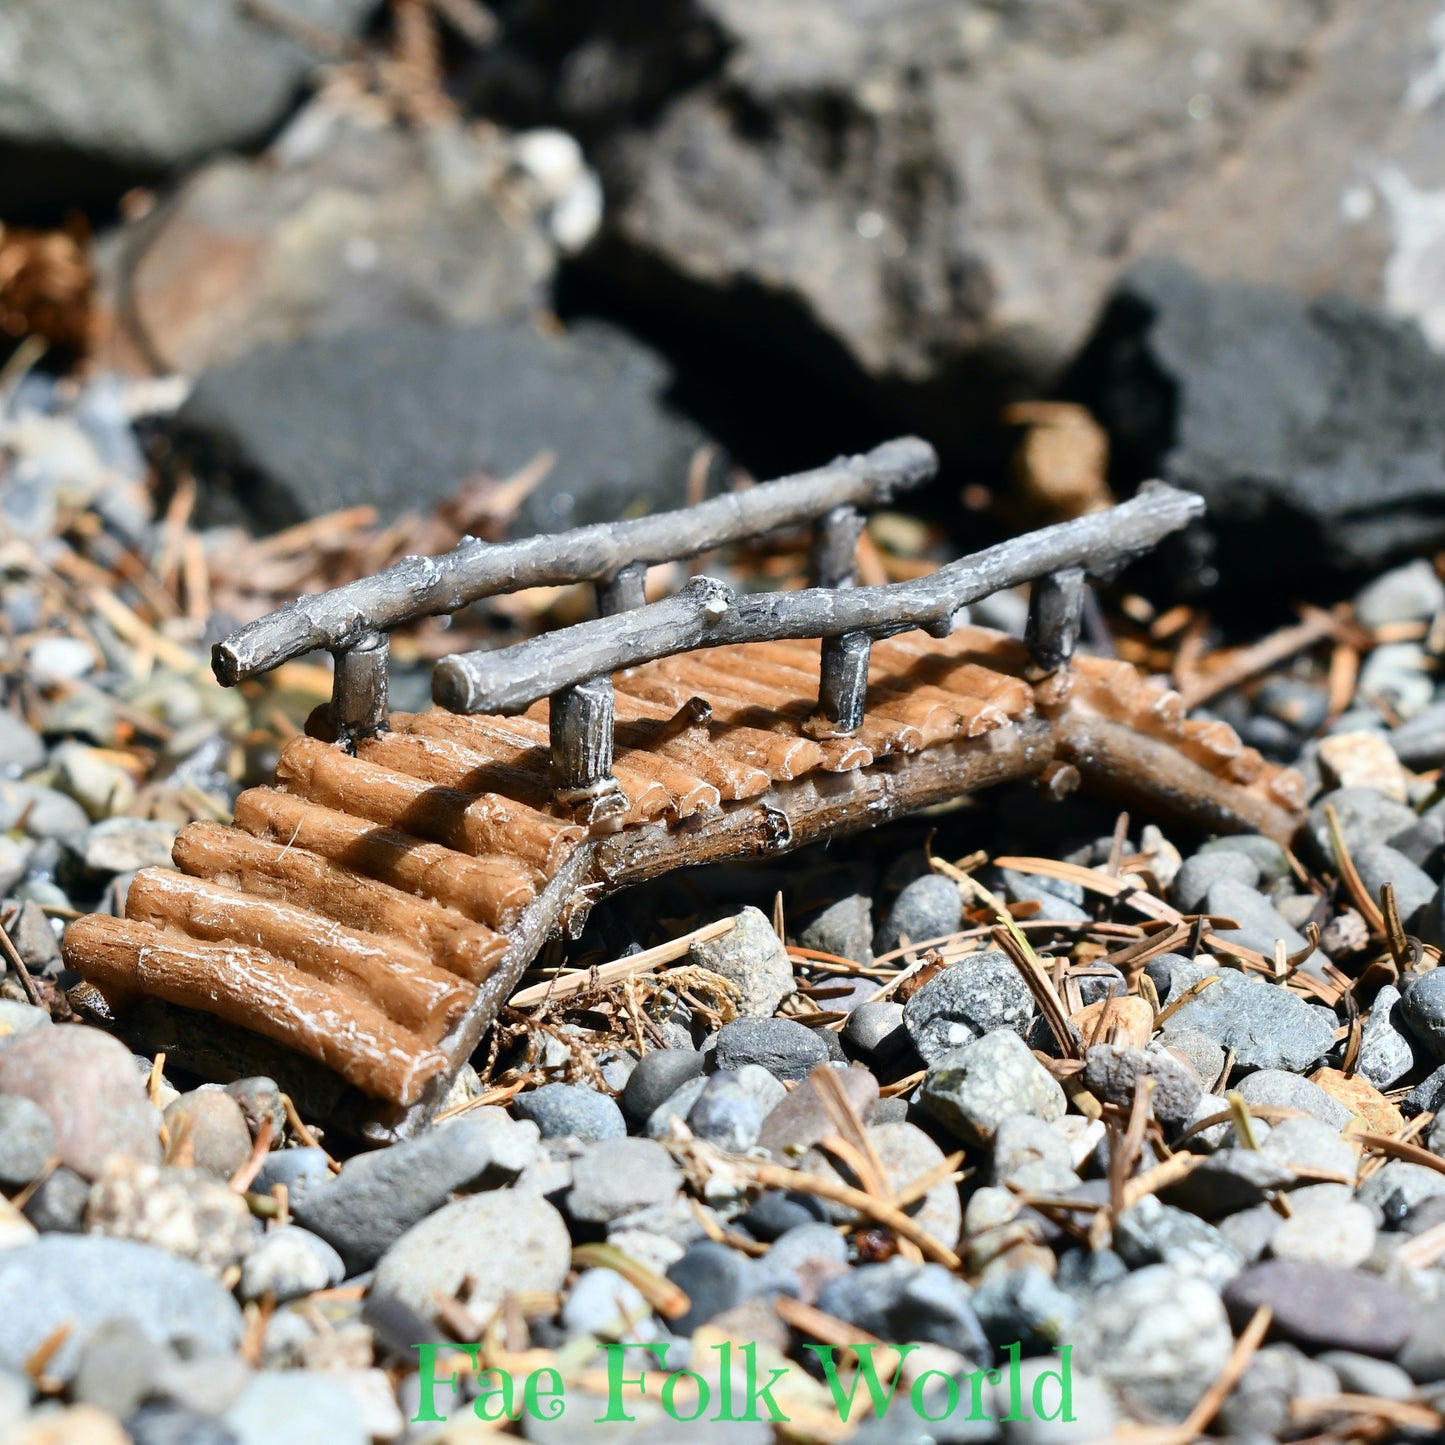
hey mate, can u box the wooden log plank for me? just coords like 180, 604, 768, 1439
63, 914, 448, 1106
171, 822, 508, 982
276, 735, 584, 873
232, 789, 540, 931
125, 868, 473, 1042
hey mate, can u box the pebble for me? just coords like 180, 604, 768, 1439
5, 900, 62, 974
1354, 558, 1445, 625
991, 1115, 1080, 1195
163, 1090, 254, 1181
711, 1017, 828, 1081
815, 1259, 989, 1360
755, 1221, 848, 1300
644, 1075, 707, 1139
21, 1164, 90, 1233
1305, 787, 1418, 865
1319, 1350, 1417, 1401
1074, 1265, 1233, 1421
1354, 985, 1417, 1090
1172, 850, 1259, 913
1204, 879, 1330, 978
561, 1266, 655, 1341
0, 835, 31, 896
86, 1156, 257, 1273
52, 741, 137, 819
0, 999, 52, 1045
875, 872, 962, 953
0, 1024, 160, 1178
224, 1076, 286, 1142
1387, 702, 1445, 772
252, 1147, 331, 1201
238, 1225, 345, 1303
1406, 1063, 1445, 1117
1399, 970, 1445, 1064
1233, 1068, 1353, 1130
292, 1110, 538, 1269
684, 1072, 763, 1152
841, 999, 907, 1058
1269, 1200, 1376, 1268
1358, 641, 1435, 719
1318, 730, 1410, 800
902, 951, 1035, 1063
620, 1048, 705, 1128
1215, 1343, 1341, 1438
1159, 962, 1335, 1073
1352, 843, 1435, 926
82, 817, 179, 873
69, 1318, 169, 1418
28, 636, 96, 683
920, 1029, 1066, 1146
224, 1370, 367, 1445
798, 892, 873, 967
738, 1191, 830, 1242
513, 1083, 625, 1141
666, 1239, 761, 1333
371, 1191, 571, 1326
1156, 1027, 1226, 1091
1113, 1196, 1244, 1290
755, 1064, 877, 1160
0, 1095, 55, 1188
1223, 1260, 1411, 1356
1083, 1043, 1202, 1126
971, 1261, 1078, 1352
1357, 1159, 1445, 1221
0, 1235, 244, 1381
1260, 1116, 1359, 1181
689, 906, 795, 1018
567, 1137, 683, 1224
0, 711, 44, 776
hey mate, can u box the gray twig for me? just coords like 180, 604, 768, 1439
434, 483, 1204, 716
213, 438, 937, 685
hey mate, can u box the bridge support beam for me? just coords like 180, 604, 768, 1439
814, 630, 872, 735
331, 632, 390, 746
1026, 567, 1087, 675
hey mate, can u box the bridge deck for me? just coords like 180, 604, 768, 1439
62, 627, 1305, 1139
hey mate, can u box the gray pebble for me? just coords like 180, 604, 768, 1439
970, 1261, 1077, 1353
1270, 1200, 1375, 1268
685, 1072, 763, 1152
1316, 1350, 1417, 1401
1400, 970, 1445, 1063
163, 1090, 254, 1181
0, 710, 44, 776
70, 1317, 170, 1418
920, 1029, 1066, 1146
83, 816, 179, 873
1165, 1148, 1297, 1219
842, 999, 907, 1059
876, 873, 962, 953
816, 1258, 989, 1360
1305, 787, 1418, 867
712, 1017, 828, 1081
0, 1235, 243, 1381
798, 893, 873, 968
129, 1403, 243, 1445
1173, 850, 1259, 914
1196, 834, 1293, 883
755, 1064, 878, 1160
561, 1266, 654, 1341
903, 951, 1034, 1063
567, 1137, 683, 1224
755, 1221, 848, 1299
4, 899, 61, 973
645, 1075, 708, 1139
991, 1115, 1079, 1195
1114, 1196, 1243, 1290
667, 1240, 762, 1333
1234, 1070, 1352, 1130
292, 1110, 538, 1269
1356, 984, 1418, 1090
239, 1225, 345, 1303
0, 1095, 55, 1189
1156, 1028, 1226, 1092
1352, 843, 1435, 929
1074, 1265, 1232, 1421
1354, 559, 1445, 626
513, 1083, 625, 1141
1357, 1159, 1445, 1221
1083, 1043, 1201, 1126
1215, 1343, 1340, 1439
621, 1049, 705, 1129
371, 1192, 571, 1327
224, 1369, 367, 1445
1159, 963, 1336, 1074
21, 1164, 89, 1233
690, 906, 795, 1018
1205, 878, 1329, 977
252, 1147, 331, 1202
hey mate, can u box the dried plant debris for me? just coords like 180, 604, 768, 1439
11, 384, 1445, 1441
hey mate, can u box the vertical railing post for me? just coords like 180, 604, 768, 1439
1025, 567, 1087, 675
331, 631, 390, 747
549, 562, 646, 822
810, 506, 872, 735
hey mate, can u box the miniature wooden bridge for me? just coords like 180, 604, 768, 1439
63, 439, 1305, 1141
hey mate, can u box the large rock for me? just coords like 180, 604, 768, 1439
1071, 257, 1445, 586
0, 0, 377, 211
171, 317, 711, 534
93, 108, 565, 376
0, 1236, 243, 1382
510, 0, 1347, 435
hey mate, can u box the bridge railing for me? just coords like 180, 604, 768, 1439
212, 437, 1204, 821
211, 436, 937, 738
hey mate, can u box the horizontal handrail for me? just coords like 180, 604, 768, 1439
211, 436, 938, 686
433, 482, 1204, 715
